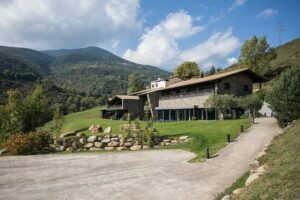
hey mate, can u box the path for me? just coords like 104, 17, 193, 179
0, 118, 282, 200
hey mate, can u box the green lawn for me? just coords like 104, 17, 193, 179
43, 107, 251, 161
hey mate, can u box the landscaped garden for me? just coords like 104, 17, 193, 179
43, 106, 251, 161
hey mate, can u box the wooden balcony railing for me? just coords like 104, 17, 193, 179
159, 89, 214, 100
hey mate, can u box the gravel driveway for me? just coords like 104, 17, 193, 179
0, 118, 282, 200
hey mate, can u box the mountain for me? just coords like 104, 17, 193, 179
43, 46, 170, 96
225, 37, 300, 87
0, 45, 170, 110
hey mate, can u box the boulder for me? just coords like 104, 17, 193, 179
111, 141, 120, 147
89, 124, 102, 133
232, 188, 243, 195
163, 139, 171, 143
104, 147, 115, 150
72, 141, 81, 149
87, 135, 97, 143
153, 145, 160, 148
221, 195, 230, 200
97, 136, 103, 141
171, 140, 178, 145
126, 138, 133, 142
160, 142, 165, 146
104, 134, 111, 139
179, 136, 189, 140
245, 173, 260, 186
90, 147, 101, 151
165, 142, 171, 146
0, 149, 7, 155
143, 146, 149, 150
76, 132, 85, 137
116, 146, 125, 151
79, 138, 87, 144
104, 126, 112, 134
94, 142, 105, 148
111, 137, 119, 142
130, 145, 142, 151
112, 134, 118, 138
124, 142, 133, 147
59, 131, 76, 138
58, 145, 65, 151
101, 138, 111, 143
66, 147, 74, 152
84, 143, 94, 149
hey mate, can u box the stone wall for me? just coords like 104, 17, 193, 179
217, 73, 253, 96
49, 134, 190, 152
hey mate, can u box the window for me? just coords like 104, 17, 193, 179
224, 82, 230, 90
155, 83, 158, 87
244, 85, 249, 92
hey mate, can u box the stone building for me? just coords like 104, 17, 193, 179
101, 68, 267, 121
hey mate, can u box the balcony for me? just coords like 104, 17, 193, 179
159, 89, 214, 100
106, 105, 124, 111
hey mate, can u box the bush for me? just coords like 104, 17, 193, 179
267, 67, 300, 127
4, 131, 50, 155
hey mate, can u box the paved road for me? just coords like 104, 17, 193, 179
0, 118, 282, 200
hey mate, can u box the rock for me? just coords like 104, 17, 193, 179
72, 141, 81, 149
79, 138, 86, 144
250, 160, 259, 170
179, 135, 189, 140
165, 142, 171, 146
160, 142, 165, 146
88, 124, 102, 133
171, 140, 178, 145
76, 132, 85, 137
111, 141, 120, 147
101, 138, 111, 143
104, 126, 112, 134
245, 173, 260, 186
130, 145, 142, 151
66, 147, 74, 152
0, 149, 7, 155
124, 142, 133, 147
104, 147, 115, 150
94, 142, 105, 148
126, 138, 133, 142
90, 147, 101, 151
118, 134, 123, 138
111, 137, 119, 142
221, 195, 230, 200
59, 131, 76, 138
112, 134, 118, 138
232, 188, 243, 195
87, 135, 97, 143
163, 139, 171, 143
104, 134, 111, 139
116, 146, 125, 151
143, 146, 149, 150
154, 145, 160, 148
84, 143, 94, 149
58, 145, 65, 151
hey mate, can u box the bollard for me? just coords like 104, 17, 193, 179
240, 125, 244, 133
264, 112, 266, 117
227, 134, 231, 143
205, 147, 210, 159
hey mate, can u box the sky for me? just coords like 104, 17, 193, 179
0, 0, 299, 71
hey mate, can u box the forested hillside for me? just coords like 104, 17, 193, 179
0, 45, 170, 112
44, 47, 170, 96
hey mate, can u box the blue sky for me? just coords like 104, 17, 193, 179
0, 0, 299, 71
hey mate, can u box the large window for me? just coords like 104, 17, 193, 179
224, 82, 230, 90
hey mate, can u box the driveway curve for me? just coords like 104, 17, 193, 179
0, 117, 282, 200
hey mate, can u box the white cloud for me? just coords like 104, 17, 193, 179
257, 9, 279, 20
123, 10, 204, 66
179, 28, 240, 69
0, 0, 141, 49
228, 0, 247, 12
227, 57, 238, 65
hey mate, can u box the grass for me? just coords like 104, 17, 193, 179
43, 107, 251, 161
229, 120, 300, 200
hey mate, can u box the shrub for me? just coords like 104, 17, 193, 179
267, 67, 300, 127
4, 131, 50, 155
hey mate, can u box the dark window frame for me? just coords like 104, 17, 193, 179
224, 82, 230, 90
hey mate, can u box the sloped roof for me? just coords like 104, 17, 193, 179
109, 95, 139, 101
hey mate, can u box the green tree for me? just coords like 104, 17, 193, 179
127, 74, 144, 94
239, 35, 277, 74
174, 61, 200, 80
267, 67, 300, 127
206, 66, 216, 76
51, 106, 65, 137
204, 94, 237, 119
237, 93, 263, 118
23, 85, 49, 132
